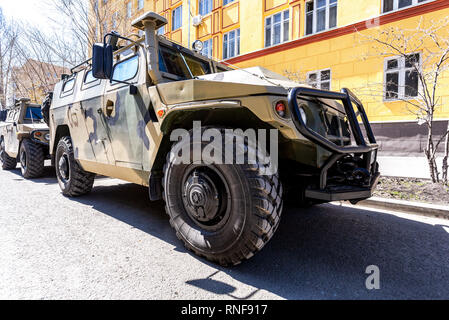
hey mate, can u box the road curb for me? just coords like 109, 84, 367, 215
336, 197, 449, 220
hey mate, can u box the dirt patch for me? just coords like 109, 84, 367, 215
374, 177, 449, 206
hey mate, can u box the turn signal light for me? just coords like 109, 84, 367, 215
157, 110, 165, 118
275, 101, 287, 118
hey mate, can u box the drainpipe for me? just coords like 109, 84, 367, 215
188, 0, 191, 49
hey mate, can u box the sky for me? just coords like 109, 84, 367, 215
0, 0, 60, 33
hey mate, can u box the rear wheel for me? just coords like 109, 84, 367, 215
163, 128, 283, 266
0, 138, 17, 170
19, 139, 45, 178
55, 136, 95, 197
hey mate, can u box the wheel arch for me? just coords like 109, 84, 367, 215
148, 107, 280, 201
51, 125, 71, 165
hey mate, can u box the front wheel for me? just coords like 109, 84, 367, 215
20, 139, 45, 178
55, 136, 95, 197
0, 138, 17, 170
163, 128, 283, 266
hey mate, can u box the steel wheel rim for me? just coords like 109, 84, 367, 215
0, 140, 5, 165
181, 165, 232, 232
58, 153, 70, 182
20, 149, 27, 171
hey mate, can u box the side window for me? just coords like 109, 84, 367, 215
13, 109, 20, 122
84, 70, 97, 84
6, 110, 15, 122
62, 78, 76, 93
112, 55, 139, 82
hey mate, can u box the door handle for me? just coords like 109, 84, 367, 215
105, 100, 115, 118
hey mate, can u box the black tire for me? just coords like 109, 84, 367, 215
163, 128, 283, 266
19, 139, 45, 178
55, 136, 95, 197
0, 138, 17, 170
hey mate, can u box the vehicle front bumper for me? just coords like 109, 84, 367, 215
288, 87, 380, 203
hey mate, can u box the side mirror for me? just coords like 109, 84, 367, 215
92, 43, 113, 80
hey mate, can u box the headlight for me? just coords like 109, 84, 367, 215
299, 107, 307, 125
44, 133, 50, 141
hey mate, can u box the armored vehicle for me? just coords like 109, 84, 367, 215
0, 98, 50, 178
48, 12, 380, 266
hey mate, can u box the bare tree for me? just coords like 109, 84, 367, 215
48, 0, 129, 66
0, 8, 19, 109
357, 18, 449, 185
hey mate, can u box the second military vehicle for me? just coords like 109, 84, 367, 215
48, 12, 380, 266
0, 98, 50, 178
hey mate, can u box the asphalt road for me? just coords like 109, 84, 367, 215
1, 165, 448, 300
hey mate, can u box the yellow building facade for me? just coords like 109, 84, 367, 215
97, 0, 449, 154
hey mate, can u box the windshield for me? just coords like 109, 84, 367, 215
25, 107, 43, 121
158, 45, 211, 79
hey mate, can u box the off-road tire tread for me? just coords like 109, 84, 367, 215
162, 128, 283, 266
21, 139, 45, 178
1, 150, 17, 170
57, 136, 95, 197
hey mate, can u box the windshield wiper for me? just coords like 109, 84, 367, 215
179, 53, 198, 80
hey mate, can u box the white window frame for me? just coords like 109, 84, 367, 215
127, 2, 132, 18
201, 38, 213, 58
223, 0, 235, 7
307, 69, 332, 90
305, 0, 338, 36
112, 12, 118, 29
265, 9, 290, 48
382, 0, 432, 14
199, 0, 213, 16
223, 28, 240, 59
172, 6, 183, 31
157, 25, 165, 35
383, 53, 422, 101
137, 0, 144, 10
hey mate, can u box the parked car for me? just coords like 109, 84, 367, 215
0, 98, 50, 178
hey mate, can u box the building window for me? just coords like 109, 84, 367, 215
384, 53, 420, 100
127, 2, 132, 18
223, 28, 240, 59
383, 0, 429, 13
201, 38, 213, 58
223, 0, 235, 6
137, 0, 144, 10
199, 0, 213, 16
305, 0, 337, 35
307, 69, 331, 90
265, 10, 289, 48
172, 6, 182, 31
157, 25, 165, 35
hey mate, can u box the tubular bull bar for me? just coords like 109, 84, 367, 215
287, 87, 380, 202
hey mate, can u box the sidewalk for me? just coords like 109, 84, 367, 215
378, 156, 444, 179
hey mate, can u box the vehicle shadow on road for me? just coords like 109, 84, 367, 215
71, 182, 449, 300
7, 166, 57, 185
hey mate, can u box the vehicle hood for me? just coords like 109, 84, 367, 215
157, 67, 296, 105
157, 67, 346, 114
19, 123, 49, 131
198, 66, 305, 89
